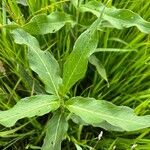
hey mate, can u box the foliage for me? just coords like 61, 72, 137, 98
0, 0, 150, 149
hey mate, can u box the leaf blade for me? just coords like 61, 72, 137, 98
11, 29, 62, 96
23, 12, 75, 35
89, 54, 108, 83
62, 15, 103, 94
42, 112, 68, 150
66, 97, 150, 131
0, 95, 60, 127
80, 1, 150, 33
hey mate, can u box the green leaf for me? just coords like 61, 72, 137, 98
89, 55, 108, 83
42, 112, 68, 150
71, 114, 123, 132
80, 1, 150, 33
23, 12, 75, 35
94, 121, 124, 132
0, 95, 60, 127
62, 15, 103, 94
66, 97, 150, 131
11, 29, 62, 96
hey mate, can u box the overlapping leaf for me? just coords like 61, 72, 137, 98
66, 97, 150, 131
23, 12, 75, 35
80, 1, 150, 33
0, 95, 59, 127
12, 29, 62, 96
42, 112, 68, 150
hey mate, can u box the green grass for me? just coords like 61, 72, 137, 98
0, 0, 150, 149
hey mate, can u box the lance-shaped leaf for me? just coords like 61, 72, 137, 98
89, 54, 108, 83
62, 14, 104, 94
80, 1, 150, 33
66, 97, 150, 131
0, 95, 60, 127
12, 29, 62, 96
42, 112, 68, 150
23, 12, 75, 35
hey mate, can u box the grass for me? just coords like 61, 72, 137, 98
0, 0, 150, 149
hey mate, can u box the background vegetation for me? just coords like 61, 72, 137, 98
0, 0, 150, 149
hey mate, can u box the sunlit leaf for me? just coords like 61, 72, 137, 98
0, 95, 60, 127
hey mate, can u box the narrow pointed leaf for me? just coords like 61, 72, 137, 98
42, 112, 68, 150
12, 29, 62, 96
0, 95, 60, 127
75, 144, 83, 150
66, 97, 150, 131
71, 0, 78, 8
80, 1, 150, 33
23, 12, 75, 35
89, 55, 108, 83
62, 15, 103, 94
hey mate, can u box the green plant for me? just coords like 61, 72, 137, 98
1, 1, 150, 150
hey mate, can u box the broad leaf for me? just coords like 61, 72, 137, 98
42, 112, 68, 150
12, 29, 62, 96
89, 55, 108, 83
0, 95, 60, 127
80, 1, 150, 33
23, 12, 75, 35
66, 97, 150, 131
62, 15, 103, 94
